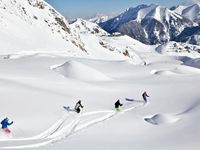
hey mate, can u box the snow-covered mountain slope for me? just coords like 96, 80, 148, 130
100, 4, 194, 45
0, 0, 154, 62
68, 18, 155, 63
175, 26, 200, 45
88, 13, 117, 24
70, 19, 108, 35
156, 41, 200, 58
170, 0, 200, 45
0, 0, 86, 55
181, 0, 200, 6
171, 0, 200, 23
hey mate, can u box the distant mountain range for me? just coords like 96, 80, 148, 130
87, 13, 118, 24
99, 0, 200, 45
171, 0, 200, 23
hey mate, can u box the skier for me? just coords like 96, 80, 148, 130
115, 99, 123, 112
1, 117, 13, 133
142, 91, 149, 103
74, 100, 84, 113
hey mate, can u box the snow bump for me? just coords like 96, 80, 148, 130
51, 60, 112, 82
144, 114, 180, 125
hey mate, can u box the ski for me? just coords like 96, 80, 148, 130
63, 106, 77, 113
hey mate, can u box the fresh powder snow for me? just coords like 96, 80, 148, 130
0, 0, 199, 150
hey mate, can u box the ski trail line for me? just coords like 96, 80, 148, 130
0, 102, 143, 149
0, 113, 70, 142
0, 116, 81, 149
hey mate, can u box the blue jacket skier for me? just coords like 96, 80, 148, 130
142, 91, 149, 103
1, 117, 13, 133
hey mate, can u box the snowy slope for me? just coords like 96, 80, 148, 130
88, 13, 117, 24
100, 4, 193, 45
0, 0, 153, 61
172, 0, 200, 23
0, 1, 199, 150
170, 0, 200, 45
156, 41, 200, 58
69, 18, 153, 63
0, 52, 199, 150
171, 1, 200, 45
0, 0, 86, 55
70, 18, 108, 35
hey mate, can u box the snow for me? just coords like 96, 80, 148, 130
88, 13, 117, 24
182, 4, 200, 21
184, 58, 200, 68
181, 0, 200, 7
143, 5, 183, 24
51, 60, 112, 82
69, 19, 150, 62
136, 4, 157, 22
70, 18, 108, 35
100, 3, 192, 45
0, 0, 86, 55
173, 0, 200, 22
150, 65, 200, 76
144, 114, 180, 125
0, 48, 199, 150
0, 0, 200, 150
156, 42, 200, 59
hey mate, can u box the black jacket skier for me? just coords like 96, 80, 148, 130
115, 100, 123, 111
74, 100, 84, 113
142, 91, 149, 103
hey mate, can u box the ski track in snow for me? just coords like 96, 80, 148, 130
0, 102, 143, 149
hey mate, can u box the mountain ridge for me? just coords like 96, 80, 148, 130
99, 4, 194, 45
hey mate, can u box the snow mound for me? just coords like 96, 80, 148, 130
51, 61, 112, 81
144, 114, 180, 125
151, 70, 178, 76
151, 65, 200, 76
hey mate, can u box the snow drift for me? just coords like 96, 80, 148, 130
144, 114, 180, 125
151, 65, 200, 76
51, 60, 112, 81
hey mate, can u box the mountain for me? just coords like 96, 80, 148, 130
156, 41, 200, 56
171, 0, 200, 45
100, 4, 194, 45
69, 18, 148, 63
70, 18, 108, 35
0, 0, 145, 61
0, 0, 86, 54
171, 0, 200, 24
88, 13, 117, 24
0, 0, 199, 60
181, 0, 200, 6
175, 26, 200, 45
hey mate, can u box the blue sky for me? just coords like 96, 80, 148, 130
45, 0, 183, 18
